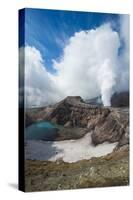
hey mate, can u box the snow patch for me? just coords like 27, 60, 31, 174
25, 132, 118, 163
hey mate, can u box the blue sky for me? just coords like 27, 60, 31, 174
19, 8, 120, 73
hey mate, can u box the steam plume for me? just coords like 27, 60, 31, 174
20, 16, 129, 107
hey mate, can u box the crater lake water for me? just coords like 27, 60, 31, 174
25, 121, 59, 140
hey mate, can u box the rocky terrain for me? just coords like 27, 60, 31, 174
26, 94, 129, 148
111, 91, 129, 107
25, 93, 129, 191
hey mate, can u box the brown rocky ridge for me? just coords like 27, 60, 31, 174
26, 95, 129, 148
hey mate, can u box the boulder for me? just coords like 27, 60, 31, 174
64, 121, 72, 128
91, 108, 129, 147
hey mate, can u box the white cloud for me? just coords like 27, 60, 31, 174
19, 18, 129, 107
19, 46, 62, 107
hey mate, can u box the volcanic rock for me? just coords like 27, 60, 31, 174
111, 91, 129, 107
26, 96, 129, 148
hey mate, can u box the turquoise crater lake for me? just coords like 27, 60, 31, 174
25, 121, 59, 140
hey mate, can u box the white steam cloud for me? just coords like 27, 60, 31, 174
98, 59, 117, 106
53, 23, 120, 106
19, 46, 62, 107
20, 16, 129, 107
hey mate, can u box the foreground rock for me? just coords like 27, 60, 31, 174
25, 145, 129, 192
